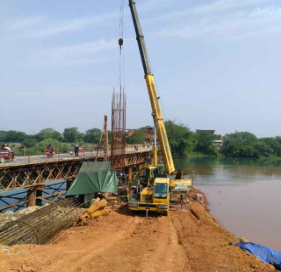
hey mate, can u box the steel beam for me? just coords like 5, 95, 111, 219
0, 151, 151, 193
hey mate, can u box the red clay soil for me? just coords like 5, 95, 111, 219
0, 191, 276, 272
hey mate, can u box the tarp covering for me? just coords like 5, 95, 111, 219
66, 162, 118, 196
237, 242, 281, 270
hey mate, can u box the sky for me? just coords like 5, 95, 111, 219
1, 0, 281, 137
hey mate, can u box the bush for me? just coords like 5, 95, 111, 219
221, 132, 258, 157
195, 131, 218, 157
36, 138, 69, 153
22, 136, 38, 148
127, 130, 145, 144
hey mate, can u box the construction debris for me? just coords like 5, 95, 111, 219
79, 198, 109, 224
0, 199, 83, 246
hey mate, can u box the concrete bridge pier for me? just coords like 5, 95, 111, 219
27, 185, 45, 207
27, 188, 35, 207
66, 179, 74, 191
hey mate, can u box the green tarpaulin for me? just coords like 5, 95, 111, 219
66, 161, 118, 196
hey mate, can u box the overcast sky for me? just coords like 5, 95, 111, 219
1, 0, 281, 137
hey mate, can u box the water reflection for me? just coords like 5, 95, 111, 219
174, 157, 281, 251
175, 157, 281, 182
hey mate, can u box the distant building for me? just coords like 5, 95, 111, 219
128, 126, 154, 143
196, 129, 216, 135
213, 140, 223, 148
196, 129, 223, 148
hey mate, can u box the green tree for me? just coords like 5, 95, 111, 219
221, 132, 258, 157
0, 131, 7, 142
254, 140, 273, 158
195, 131, 218, 156
4, 130, 27, 142
84, 128, 102, 143
273, 137, 281, 156
63, 127, 83, 143
127, 129, 145, 144
165, 120, 196, 158
22, 136, 38, 148
36, 128, 62, 142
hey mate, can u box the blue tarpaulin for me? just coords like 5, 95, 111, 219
237, 242, 281, 270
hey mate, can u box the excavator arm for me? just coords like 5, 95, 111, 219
129, 0, 175, 175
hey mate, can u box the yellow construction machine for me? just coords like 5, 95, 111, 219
127, 0, 192, 215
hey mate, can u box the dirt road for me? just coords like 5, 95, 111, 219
0, 196, 276, 272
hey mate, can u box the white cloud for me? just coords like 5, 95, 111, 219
15, 39, 118, 68
42, 39, 117, 58
0, 11, 118, 40
154, 5, 281, 40
23, 12, 119, 39
0, 16, 46, 31
137, 0, 171, 12
152, 0, 270, 21
0, 0, 172, 40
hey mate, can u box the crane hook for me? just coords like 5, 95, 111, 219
118, 38, 124, 49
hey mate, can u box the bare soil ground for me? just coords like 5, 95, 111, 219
0, 190, 276, 272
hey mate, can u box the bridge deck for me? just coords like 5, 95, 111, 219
0, 149, 152, 193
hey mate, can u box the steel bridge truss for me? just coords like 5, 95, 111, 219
0, 151, 150, 193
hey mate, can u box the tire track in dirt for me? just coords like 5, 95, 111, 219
137, 215, 188, 272
44, 216, 142, 272
162, 216, 189, 272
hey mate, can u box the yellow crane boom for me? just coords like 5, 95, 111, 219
128, 0, 175, 174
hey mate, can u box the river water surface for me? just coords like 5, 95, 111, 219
175, 157, 281, 251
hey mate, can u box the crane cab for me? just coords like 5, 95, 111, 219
128, 178, 170, 215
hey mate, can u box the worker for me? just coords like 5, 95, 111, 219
1, 145, 6, 151
5, 145, 11, 152
175, 169, 183, 179
47, 145, 54, 153
74, 145, 79, 157
135, 180, 141, 195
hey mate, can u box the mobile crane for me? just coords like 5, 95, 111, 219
127, 0, 192, 215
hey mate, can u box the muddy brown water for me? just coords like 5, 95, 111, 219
175, 157, 281, 251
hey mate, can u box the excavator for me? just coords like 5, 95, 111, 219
127, 0, 192, 215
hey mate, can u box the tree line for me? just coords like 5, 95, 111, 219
0, 128, 104, 155
0, 127, 144, 155
1, 123, 280, 159
0, 128, 102, 147
165, 122, 281, 159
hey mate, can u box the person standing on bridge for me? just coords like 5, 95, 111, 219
74, 145, 79, 157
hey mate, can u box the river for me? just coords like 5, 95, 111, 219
175, 157, 281, 252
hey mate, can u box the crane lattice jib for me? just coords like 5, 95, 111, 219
129, 0, 175, 174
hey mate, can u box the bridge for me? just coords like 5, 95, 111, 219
0, 148, 152, 211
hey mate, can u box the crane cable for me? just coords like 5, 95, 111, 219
118, 0, 125, 93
